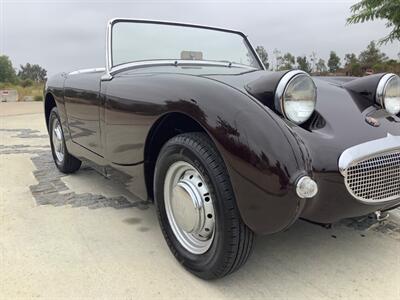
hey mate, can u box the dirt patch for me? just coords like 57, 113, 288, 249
338, 214, 400, 241
29, 151, 150, 210
0, 128, 48, 139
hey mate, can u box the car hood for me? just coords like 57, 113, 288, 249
120, 66, 400, 155
203, 70, 400, 139
204, 70, 400, 172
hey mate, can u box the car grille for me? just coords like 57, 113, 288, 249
344, 150, 400, 202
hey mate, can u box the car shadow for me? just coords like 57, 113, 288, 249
208, 216, 400, 298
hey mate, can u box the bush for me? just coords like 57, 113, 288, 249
20, 79, 34, 87
34, 95, 43, 102
349, 63, 363, 76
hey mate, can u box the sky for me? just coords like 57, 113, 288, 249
1, 0, 399, 76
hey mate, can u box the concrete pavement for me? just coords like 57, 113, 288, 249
0, 102, 399, 299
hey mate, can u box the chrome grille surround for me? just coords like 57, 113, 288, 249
339, 134, 400, 204
344, 150, 400, 202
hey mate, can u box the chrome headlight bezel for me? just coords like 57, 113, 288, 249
274, 70, 317, 125
376, 73, 400, 115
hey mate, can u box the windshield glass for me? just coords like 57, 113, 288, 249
111, 21, 261, 69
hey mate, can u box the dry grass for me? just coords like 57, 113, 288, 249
0, 82, 44, 101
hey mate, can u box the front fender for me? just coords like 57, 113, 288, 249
151, 75, 310, 234
105, 72, 310, 234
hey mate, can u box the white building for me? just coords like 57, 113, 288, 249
0, 90, 18, 102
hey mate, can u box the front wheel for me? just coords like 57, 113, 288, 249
154, 133, 254, 279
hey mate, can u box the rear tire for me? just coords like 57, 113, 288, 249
154, 132, 254, 279
49, 107, 81, 173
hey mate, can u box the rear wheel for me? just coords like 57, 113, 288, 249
49, 107, 81, 173
154, 132, 254, 279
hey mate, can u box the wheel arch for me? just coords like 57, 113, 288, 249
144, 112, 213, 200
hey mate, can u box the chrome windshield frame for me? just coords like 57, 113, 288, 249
102, 18, 265, 80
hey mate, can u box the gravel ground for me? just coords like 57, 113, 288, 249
0, 102, 399, 299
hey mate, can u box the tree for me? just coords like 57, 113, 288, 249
344, 53, 362, 76
273, 48, 282, 71
347, 0, 400, 44
328, 51, 341, 73
0, 55, 17, 83
296, 56, 312, 73
309, 51, 317, 73
316, 58, 328, 74
358, 41, 388, 68
344, 53, 359, 66
383, 59, 400, 74
255, 46, 269, 70
278, 53, 295, 70
20, 79, 34, 87
18, 63, 47, 82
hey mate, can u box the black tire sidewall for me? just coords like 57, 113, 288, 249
49, 107, 66, 169
154, 136, 238, 278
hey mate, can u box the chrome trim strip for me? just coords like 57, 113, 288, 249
376, 73, 396, 107
339, 133, 400, 175
69, 68, 105, 75
109, 60, 256, 75
342, 149, 400, 204
274, 70, 306, 112
107, 18, 113, 72
274, 70, 317, 124
339, 135, 400, 204
102, 18, 264, 81
103, 18, 113, 81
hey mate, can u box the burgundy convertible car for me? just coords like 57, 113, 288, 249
44, 18, 400, 279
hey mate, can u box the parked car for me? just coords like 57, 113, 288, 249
44, 18, 400, 279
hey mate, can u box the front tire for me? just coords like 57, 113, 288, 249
154, 133, 254, 279
49, 107, 81, 173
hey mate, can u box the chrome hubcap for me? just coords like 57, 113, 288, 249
164, 161, 215, 254
52, 118, 64, 163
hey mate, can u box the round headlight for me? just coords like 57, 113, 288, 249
377, 73, 400, 115
275, 70, 317, 124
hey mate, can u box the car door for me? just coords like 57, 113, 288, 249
64, 71, 104, 156
101, 75, 154, 166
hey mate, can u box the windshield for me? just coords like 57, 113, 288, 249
111, 21, 261, 69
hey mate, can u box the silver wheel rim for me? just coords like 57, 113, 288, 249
52, 118, 65, 163
164, 161, 215, 254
